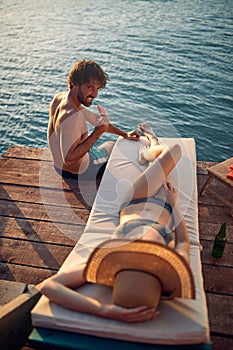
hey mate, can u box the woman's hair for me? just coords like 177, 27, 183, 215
67, 60, 109, 89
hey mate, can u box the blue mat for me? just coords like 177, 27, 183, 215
29, 327, 212, 350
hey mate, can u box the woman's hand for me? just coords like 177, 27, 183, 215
101, 304, 159, 323
164, 179, 178, 209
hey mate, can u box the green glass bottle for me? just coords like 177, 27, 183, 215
211, 222, 227, 258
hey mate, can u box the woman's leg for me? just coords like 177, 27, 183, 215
123, 143, 182, 202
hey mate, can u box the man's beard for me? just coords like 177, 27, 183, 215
77, 90, 93, 107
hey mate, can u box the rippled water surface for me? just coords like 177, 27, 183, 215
1, 0, 233, 161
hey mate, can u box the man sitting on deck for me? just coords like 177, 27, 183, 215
47, 59, 140, 181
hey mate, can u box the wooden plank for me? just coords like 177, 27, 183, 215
198, 204, 233, 224
0, 199, 90, 224
0, 157, 100, 193
200, 240, 233, 267
0, 216, 83, 244
0, 285, 41, 350
0, 238, 72, 270
207, 157, 233, 189
0, 263, 56, 285
0, 183, 95, 208
0, 157, 60, 188
2, 146, 48, 160
206, 293, 233, 336
210, 336, 233, 350
0, 280, 27, 305
202, 265, 233, 294
199, 222, 233, 243
198, 174, 233, 206
197, 162, 217, 175
0, 157, 41, 174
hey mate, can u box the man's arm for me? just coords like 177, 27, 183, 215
66, 125, 108, 163
60, 112, 109, 167
107, 123, 140, 140
81, 106, 141, 141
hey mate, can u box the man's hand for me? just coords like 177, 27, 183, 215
95, 105, 109, 132
97, 105, 140, 140
125, 130, 141, 141
96, 113, 109, 127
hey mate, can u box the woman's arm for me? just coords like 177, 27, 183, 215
38, 264, 158, 323
38, 264, 106, 315
173, 210, 190, 264
165, 180, 190, 264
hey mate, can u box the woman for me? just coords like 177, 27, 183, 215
38, 123, 190, 323
115, 123, 189, 263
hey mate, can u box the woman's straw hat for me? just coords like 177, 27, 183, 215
84, 239, 195, 308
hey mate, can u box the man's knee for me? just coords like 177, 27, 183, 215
98, 141, 115, 156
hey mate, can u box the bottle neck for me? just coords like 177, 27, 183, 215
217, 223, 226, 238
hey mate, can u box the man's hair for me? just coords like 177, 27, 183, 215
67, 60, 109, 89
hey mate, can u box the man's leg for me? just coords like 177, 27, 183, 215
98, 141, 115, 157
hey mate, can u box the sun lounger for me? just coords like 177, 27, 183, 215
30, 137, 211, 349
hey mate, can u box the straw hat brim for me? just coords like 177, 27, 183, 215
84, 239, 195, 299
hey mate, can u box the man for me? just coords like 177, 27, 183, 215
48, 59, 140, 181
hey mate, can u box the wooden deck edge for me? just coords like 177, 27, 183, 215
0, 285, 41, 350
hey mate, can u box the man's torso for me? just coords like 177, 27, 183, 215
48, 92, 90, 173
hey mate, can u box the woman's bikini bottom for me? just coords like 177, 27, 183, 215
113, 218, 174, 245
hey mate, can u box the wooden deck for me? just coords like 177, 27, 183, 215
0, 146, 232, 350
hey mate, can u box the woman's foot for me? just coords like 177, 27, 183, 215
138, 123, 159, 165
138, 123, 158, 146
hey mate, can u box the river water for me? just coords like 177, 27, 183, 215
1, 0, 232, 161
